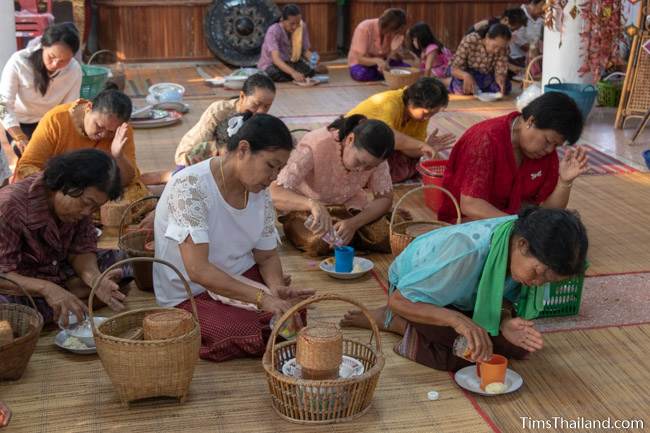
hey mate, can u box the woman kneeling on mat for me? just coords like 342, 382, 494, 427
0, 149, 131, 325
271, 115, 395, 256
438, 92, 587, 224
153, 112, 314, 362
449, 24, 512, 96
347, 77, 455, 183
342, 207, 588, 371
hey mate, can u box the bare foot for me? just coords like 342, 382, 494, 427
340, 306, 407, 335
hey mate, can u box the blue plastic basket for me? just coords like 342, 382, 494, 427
544, 77, 598, 120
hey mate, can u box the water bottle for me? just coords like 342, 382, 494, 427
304, 215, 343, 247
309, 52, 319, 69
452, 335, 473, 361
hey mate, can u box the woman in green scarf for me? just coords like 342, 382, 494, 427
342, 207, 588, 371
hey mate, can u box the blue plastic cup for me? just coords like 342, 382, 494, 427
334, 246, 355, 273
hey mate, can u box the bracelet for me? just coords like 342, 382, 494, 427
255, 289, 265, 309
559, 180, 573, 188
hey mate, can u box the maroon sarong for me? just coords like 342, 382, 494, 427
176, 266, 274, 362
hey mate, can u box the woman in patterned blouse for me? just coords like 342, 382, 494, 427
0, 149, 129, 326
271, 115, 395, 256
449, 24, 512, 96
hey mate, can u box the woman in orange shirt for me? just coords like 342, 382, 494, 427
15, 83, 147, 202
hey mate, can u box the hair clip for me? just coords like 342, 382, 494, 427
227, 116, 245, 138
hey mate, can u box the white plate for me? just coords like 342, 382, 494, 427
205, 77, 225, 86
313, 74, 329, 84
476, 92, 503, 102
131, 105, 154, 119
95, 227, 103, 238
454, 366, 523, 396
319, 257, 374, 280
282, 356, 365, 379
54, 330, 97, 355
389, 68, 412, 76
147, 82, 186, 98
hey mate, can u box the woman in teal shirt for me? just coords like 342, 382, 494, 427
342, 207, 588, 371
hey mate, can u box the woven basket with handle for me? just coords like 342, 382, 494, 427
262, 294, 384, 424
0, 275, 44, 381
117, 196, 159, 292
389, 184, 461, 258
384, 67, 422, 90
89, 257, 200, 406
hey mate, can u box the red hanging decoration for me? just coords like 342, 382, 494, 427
578, 0, 625, 82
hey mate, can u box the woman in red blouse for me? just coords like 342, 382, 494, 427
0, 149, 129, 325
439, 92, 587, 223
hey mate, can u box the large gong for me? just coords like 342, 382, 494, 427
204, 0, 281, 67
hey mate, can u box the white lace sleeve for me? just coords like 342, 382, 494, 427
255, 190, 278, 251
165, 174, 210, 244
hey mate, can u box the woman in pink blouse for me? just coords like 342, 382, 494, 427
348, 8, 409, 82
271, 115, 395, 256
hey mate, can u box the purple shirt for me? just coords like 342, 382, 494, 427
0, 174, 97, 285
257, 22, 311, 70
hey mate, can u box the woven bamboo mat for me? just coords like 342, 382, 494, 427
476, 324, 650, 433
0, 245, 492, 433
568, 173, 650, 275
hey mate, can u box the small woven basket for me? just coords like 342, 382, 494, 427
384, 67, 421, 90
143, 310, 194, 340
296, 324, 343, 380
262, 294, 384, 424
89, 257, 200, 406
389, 185, 461, 258
0, 275, 44, 381
101, 201, 131, 228
118, 196, 159, 292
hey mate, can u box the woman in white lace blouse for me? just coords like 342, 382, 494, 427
153, 112, 314, 362
270, 115, 395, 256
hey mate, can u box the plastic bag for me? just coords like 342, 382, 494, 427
516, 84, 543, 111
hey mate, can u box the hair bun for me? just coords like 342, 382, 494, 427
102, 81, 119, 92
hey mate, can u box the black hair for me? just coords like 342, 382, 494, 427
328, 115, 395, 160
521, 92, 584, 144
28, 22, 80, 96
485, 23, 512, 40
402, 77, 449, 110
379, 8, 406, 34
242, 73, 276, 95
407, 22, 445, 56
282, 4, 301, 20
513, 206, 588, 277
226, 112, 293, 153
503, 7, 528, 28
529, 0, 545, 4
43, 149, 122, 201
90, 82, 132, 122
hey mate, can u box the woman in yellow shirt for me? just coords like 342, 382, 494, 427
346, 77, 455, 183
15, 83, 147, 203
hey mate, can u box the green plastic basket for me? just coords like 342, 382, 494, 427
596, 72, 625, 107
537, 274, 585, 318
80, 64, 110, 100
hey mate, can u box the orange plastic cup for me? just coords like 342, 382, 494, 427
476, 354, 508, 390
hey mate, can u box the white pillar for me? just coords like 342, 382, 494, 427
542, 5, 591, 86
0, 2, 17, 67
